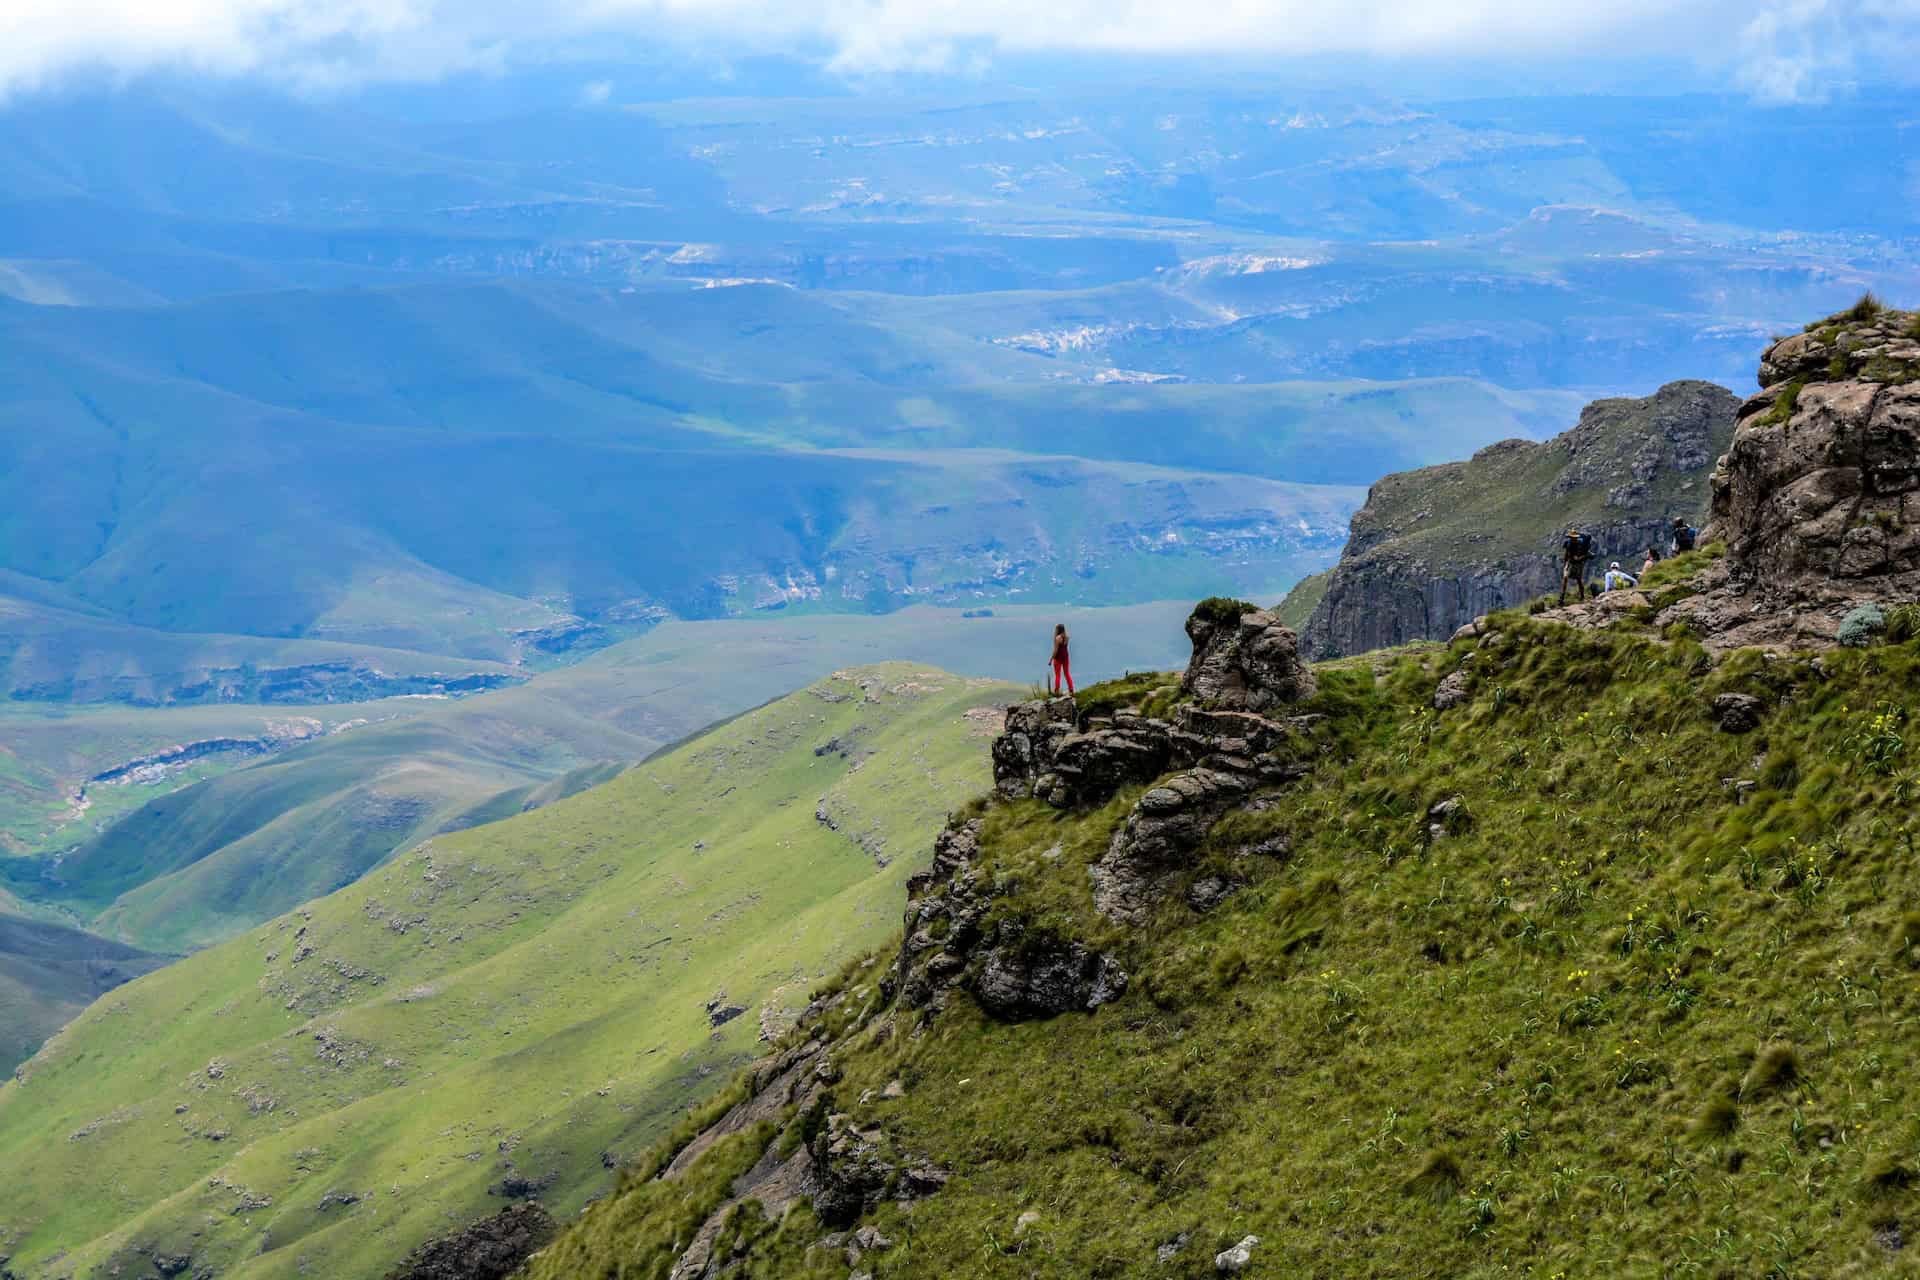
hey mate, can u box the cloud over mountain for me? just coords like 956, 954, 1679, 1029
2, 0, 1916, 97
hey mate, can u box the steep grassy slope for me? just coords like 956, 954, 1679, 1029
0, 663, 1017, 1280
0, 909, 167, 1074
540, 620, 1920, 1278
1, 602, 1193, 954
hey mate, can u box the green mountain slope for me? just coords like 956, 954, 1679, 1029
0, 909, 168, 1075
2, 601, 1194, 955
533, 607, 1920, 1279
0, 663, 1017, 1280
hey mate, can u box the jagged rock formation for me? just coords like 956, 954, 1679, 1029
1544, 303, 1920, 650
1290, 380, 1739, 658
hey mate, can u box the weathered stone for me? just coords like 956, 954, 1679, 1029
972, 931, 1128, 1018
1183, 607, 1316, 710
1713, 380, 1920, 583
1432, 669, 1472, 711
384, 1202, 558, 1280
1712, 692, 1766, 734
1186, 875, 1242, 913
1215, 1235, 1259, 1273
1091, 768, 1255, 923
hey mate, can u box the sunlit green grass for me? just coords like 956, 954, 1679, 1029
0, 664, 1016, 1280
562, 619, 1920, 1278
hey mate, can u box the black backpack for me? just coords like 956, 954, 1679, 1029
1674, 525, 1697, 552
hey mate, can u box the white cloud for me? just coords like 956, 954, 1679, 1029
0, 0, 1915, 96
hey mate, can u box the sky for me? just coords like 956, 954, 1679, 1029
1, 0, 1918, 101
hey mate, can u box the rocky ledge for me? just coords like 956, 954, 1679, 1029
1533, 303, 1920, 650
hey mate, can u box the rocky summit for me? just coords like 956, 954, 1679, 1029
1291, 380, 1738, 658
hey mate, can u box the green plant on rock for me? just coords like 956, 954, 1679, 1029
1837, 604, 1886, 647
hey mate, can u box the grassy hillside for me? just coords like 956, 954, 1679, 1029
0, 909, 168, 1075
0, 601, 1195, 954
539, 617, 1920, 1278
0, 663, 1018, 1280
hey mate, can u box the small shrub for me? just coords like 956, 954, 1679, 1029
1829, 352, 1852, 379
1404, 1150, 1464, 1203
1838, 604, 1887, 648
1885, 604, 1920, 644
1740, 1043, 1801, 1100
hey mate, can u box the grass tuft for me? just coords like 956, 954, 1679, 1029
1190, 596, 1257, 627
1689, 1095, 1741, 1141
1740, 1043, 1801, 1100
1403, 1150, 1464, 1204
1844, 292, 1884, 323
1864, 1154, 1917, 1196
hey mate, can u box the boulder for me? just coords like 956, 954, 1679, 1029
1182, 606, 1316, 711
971, 932, 1128, 1018
1711, 693, 1766, 734
383, 1203, 557, 1280
1713, 381, 1920, 582
1432, 670, 1472, 710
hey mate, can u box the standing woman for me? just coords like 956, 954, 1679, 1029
1051, 624, 1074, 695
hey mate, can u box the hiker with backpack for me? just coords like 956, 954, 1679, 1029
1559, 525, 1595, 604
1050, 623, 1074, 696
1671, 516, 1697, 555
1604, 561, 1639, 592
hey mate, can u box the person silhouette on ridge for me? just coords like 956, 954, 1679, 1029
1050, 623, 1074, 696
1559, 524, 1595, 604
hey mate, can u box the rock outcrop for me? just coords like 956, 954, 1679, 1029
1290, 381, 1739, 658
383, 1202, 557, 1280
1182, 603, 1317, 708
1538, 303, 1920, 651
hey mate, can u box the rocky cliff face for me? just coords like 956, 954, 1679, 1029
1292, 380, 1739, 658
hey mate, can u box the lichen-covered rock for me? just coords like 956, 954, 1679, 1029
811, 1115, 898, 1228
1756, 310, 1920, 389
990, 696, 1076, 799
1432, 669, 1472, 710
1711, 693, 1766, 734
892, 820, 990, 1016
1182, 606, 1316, 710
